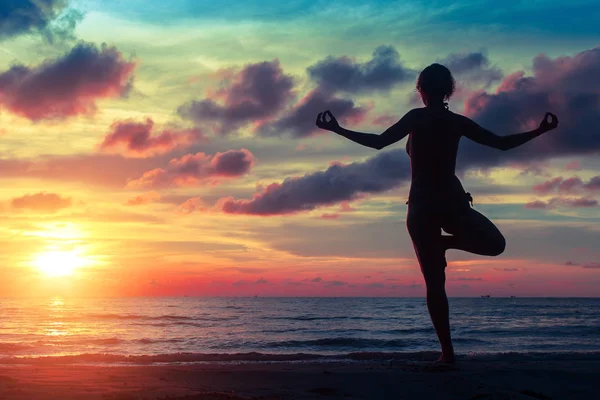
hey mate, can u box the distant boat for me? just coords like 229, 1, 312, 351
481, 295, 491, 298
510, 296, 516, 298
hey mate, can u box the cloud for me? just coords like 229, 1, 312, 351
372, 114, 397, 126
564, 261, 580, 266
11, 192, 71, 212
524, 200, 548, 209
257, 88, 370, 138
558, 177, 584, 193
459, 46, 600, 169
364, 282, 385, 289
494, 268, 519, 272
454, 277, 484, 281
126, 192, 161, 206
127, 149, 254, 189
584, 176, 600, 191
565, 161, 582, 171
583, 263, 600, 269
100, 118, 203, 157
533, 177, 564, 194
217, 149, 410, 215
0, 42, 136, 121
325, 280, 347, 287
307, 45, 415, 93
438, 51, 503, 88
177, 59, 294, 135
310, 277, 322, 283
524, 197, 598, 209
177, 197, 208, 214
232, 278, 270, 287
0, 0, 82, 42
531, 175, 600, 195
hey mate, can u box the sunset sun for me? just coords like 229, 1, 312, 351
33, 250, 90, 278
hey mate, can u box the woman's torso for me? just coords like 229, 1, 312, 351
407, 107, 469, 211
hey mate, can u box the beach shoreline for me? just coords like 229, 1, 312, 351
1, 355, 598, 399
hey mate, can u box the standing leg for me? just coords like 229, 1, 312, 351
442, 207, 506, 256
406, 205, 455, 363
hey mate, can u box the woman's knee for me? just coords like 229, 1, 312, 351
488, 233, 506, 256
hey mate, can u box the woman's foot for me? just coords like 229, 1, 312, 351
435, 353, 456, 364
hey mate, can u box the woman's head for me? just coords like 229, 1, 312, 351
416, 63, 455, 107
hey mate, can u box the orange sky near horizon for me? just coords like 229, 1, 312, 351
0, 1, 599, 298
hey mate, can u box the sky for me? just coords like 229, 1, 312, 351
0, 0, 599, 297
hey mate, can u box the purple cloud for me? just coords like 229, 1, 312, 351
177, 59, 295, 135
438, 51, 503, 88
0, 42, 136, 121
258, 88, 370, 138
216, 149, 410, 215
307, 45, 415, 93
459, 46, 600, 169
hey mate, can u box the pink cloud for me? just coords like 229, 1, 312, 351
532, 175, 600, 195
371, 114, 397, 126
0, 42, 136, 121
178, 197, 209, 214
524, 197, 598, 209
558, 177, 584, 193
11, 192, 71, 212
127, 149, 255, 189
565, 161, 582, 171
532, 177, 563, 194
320, 213, 340, 220
524, 200, 548, 209
100, 118, 203, 157
126, 192, 161, 206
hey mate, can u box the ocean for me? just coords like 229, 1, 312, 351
1, 297, 599, 364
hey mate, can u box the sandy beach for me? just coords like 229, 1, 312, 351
1, 355, 598, 400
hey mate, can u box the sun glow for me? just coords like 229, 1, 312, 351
33, 250, 90, 277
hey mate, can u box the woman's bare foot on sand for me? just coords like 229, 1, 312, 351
435, 353, 456, 364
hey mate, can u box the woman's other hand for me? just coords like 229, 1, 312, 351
316, 110, 340, 132
539, 112, 559, 133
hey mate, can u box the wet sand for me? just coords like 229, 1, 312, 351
1, 357, 598, 399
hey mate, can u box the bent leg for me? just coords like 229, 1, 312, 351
406, 206, 455, 362
442, 207, 506, 256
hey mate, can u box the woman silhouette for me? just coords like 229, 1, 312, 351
315, 63, 558, 363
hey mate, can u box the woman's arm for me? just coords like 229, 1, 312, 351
462, 112, 558, 151
316, 109, 415, 150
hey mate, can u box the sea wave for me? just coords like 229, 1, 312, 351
1, 351, 600, 365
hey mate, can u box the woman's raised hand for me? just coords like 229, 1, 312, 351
316, 110, 340, 132
539, 112, 559, 133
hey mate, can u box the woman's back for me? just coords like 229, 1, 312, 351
407, 107, 468, 209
